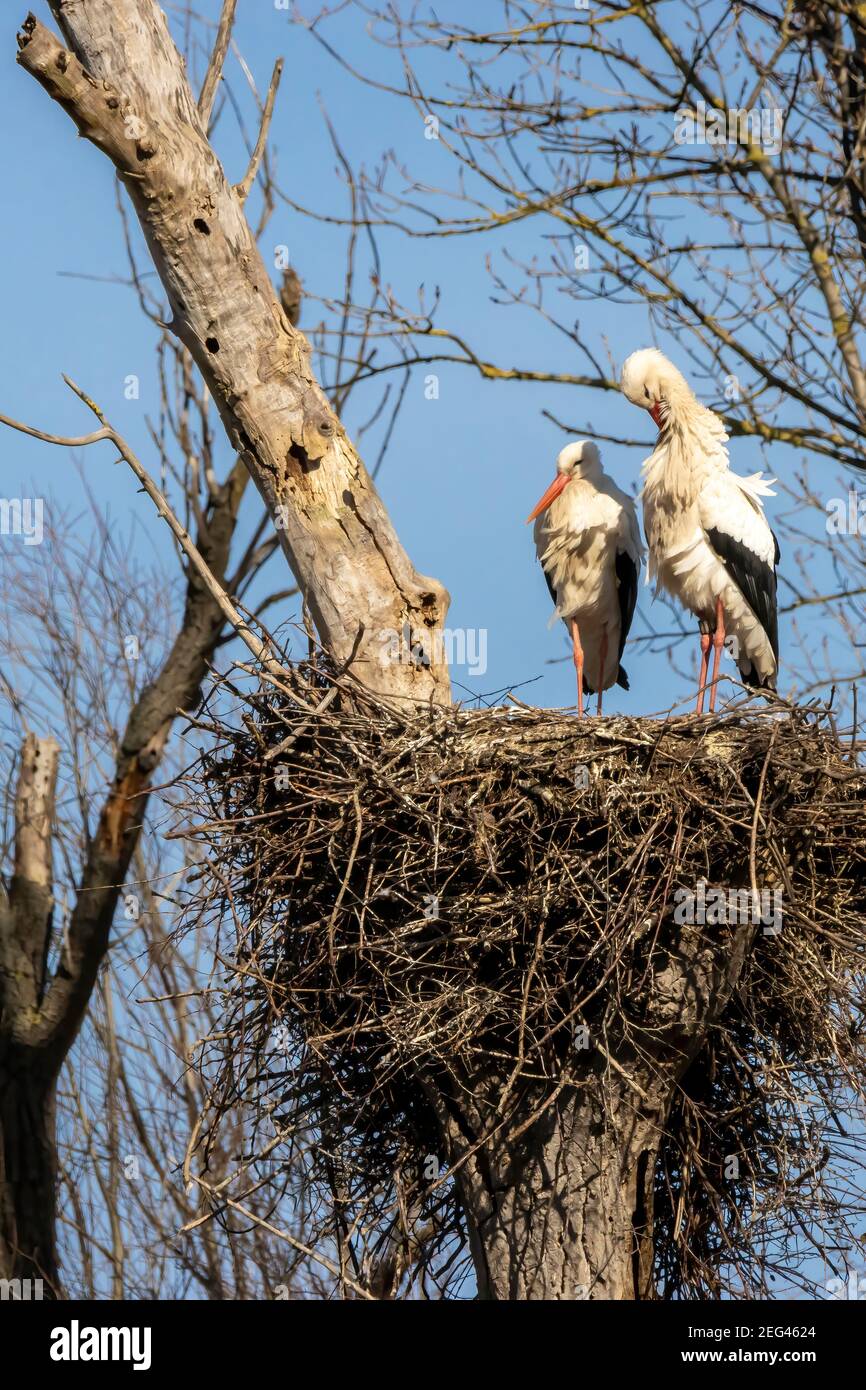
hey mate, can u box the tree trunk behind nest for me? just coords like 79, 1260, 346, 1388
429, 919, 755, 1299
439, 1081, 658, 1299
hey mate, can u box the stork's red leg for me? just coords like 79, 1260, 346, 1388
570, 618, 584, 718
597, 630, 608, 717
696, 631, 711, 714
708, 596, 726, 714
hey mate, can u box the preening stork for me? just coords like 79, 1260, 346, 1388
528, 440, 642, 716
620, 348, 780, 713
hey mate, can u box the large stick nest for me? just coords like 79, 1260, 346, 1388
179, 661, 866, 1298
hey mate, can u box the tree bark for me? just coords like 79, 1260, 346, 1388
430, 920, 755, 1299
16, 3, 451, 708
435, 1079, 657, 1299
0, 1055, 57, 1287
0, 735, 60, 1287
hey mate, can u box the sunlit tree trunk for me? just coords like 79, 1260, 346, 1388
17, 2, 450, 709
428, 921, 754, 1299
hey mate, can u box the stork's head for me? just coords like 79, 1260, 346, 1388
555, 439, 601, 477
526, 439, 600, 522
620, 348, 692, 429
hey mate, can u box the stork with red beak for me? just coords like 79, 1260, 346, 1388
528, 440, 642, 716
620, 348, 780, 713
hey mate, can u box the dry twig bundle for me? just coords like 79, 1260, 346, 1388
176, 661, 866, 1298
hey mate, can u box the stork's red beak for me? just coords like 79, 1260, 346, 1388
526, 472, 569, 523
650, 402, 664, 429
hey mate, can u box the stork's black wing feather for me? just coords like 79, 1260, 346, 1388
540, 561, 558, 610
614, 550, 639, 689
705, 525, 779, 667
614, 551, 639, 661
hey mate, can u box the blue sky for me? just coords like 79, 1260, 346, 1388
3, 0, 847, 717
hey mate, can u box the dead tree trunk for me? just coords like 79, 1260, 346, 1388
432, 1079, 654, 1299
17, 3, 450, 708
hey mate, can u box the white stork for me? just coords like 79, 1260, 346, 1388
527, 440, 642, 716
619, 348, 780, 713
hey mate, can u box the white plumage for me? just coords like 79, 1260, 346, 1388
528, 440, 643, 715
620, 348, 779, 712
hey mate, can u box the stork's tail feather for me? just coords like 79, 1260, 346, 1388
740, 662, 777, 692
586, 666, 630, 693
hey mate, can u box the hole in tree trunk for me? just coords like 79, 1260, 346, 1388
289, 441, 320, 471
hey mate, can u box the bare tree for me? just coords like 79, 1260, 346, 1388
0, 508, 354, 1296
0, 351, 271, 1288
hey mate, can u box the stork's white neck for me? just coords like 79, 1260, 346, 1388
642, 395, 730, 501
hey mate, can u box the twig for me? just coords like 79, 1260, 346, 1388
182, 1188, 377, 1300
236, 59, 284, 203
0, 379, 287, 680
198, 0, 238, 128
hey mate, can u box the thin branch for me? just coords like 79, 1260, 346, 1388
197, 0, 238, 129
236, 59, 284, 204
0, 381, 285, 680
